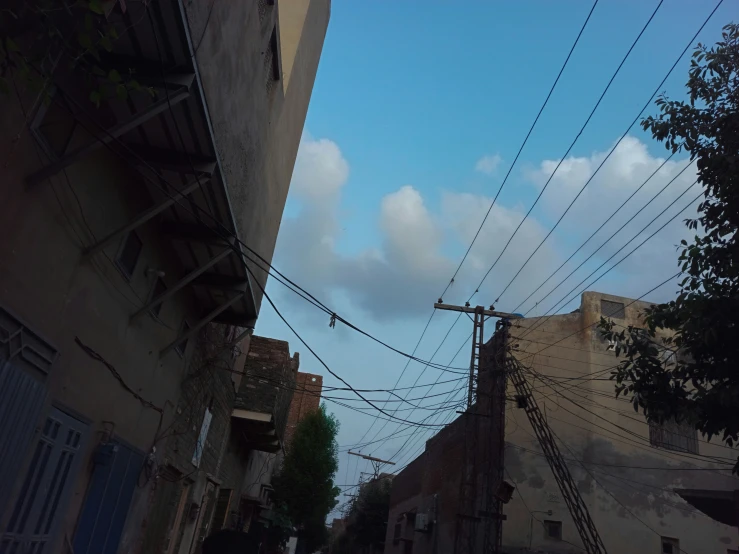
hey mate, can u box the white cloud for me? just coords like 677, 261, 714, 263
475, 153, 502, 176
291, 134, 349, 198
274, 133, 699, 323
519, 135, 700, 313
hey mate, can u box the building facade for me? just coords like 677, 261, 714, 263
0, 1, 329, 553
384, 292, 739, 554
284, 372, 323, 448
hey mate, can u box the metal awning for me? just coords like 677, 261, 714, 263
674, 488, 739, 528
231, 409, 282, 453
25, 0, 258, 354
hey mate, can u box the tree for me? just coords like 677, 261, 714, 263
271, 404, 340, 552
599, 24, 739, 467
347, 477, 392, 550
1, 0, 154, 106
332, 477, 392, 554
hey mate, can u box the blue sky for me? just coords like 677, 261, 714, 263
255, 0, 732, 514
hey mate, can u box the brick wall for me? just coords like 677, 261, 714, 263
284, 371, 323, 448
237, 335, 299, 441
383, 335, 507, 554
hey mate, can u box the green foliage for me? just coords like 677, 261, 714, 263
0, 0, 152, 106
271, 404, 340, 551
344, 478, 392, 549
598, 24, 739, 469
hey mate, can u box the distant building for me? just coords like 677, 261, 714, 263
0, 0, 329, 553
384, 291, 739, 554
284, 372, 324, 448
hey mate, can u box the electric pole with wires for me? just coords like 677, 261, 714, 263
434, 302, 520, 554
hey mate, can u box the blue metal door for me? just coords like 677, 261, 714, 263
72, 441, 144, 554
1, 407, 88, 554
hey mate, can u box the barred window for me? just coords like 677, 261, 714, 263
601, 299, 625, 319
649, 418, 698, 454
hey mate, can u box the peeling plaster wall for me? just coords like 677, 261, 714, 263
505, 291, 739, 553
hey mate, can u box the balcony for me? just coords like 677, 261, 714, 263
231, 336, 298, 453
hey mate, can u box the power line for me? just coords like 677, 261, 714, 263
370, 333, 472, 460
518, 184, 700, 344
474, 0, 666, 304
495, 0, 722, 307
243, 263, 453, 428
383, 1, 681, 437
520, 364, 738, 466
384, 269, 682, 466
521, 163, 695, 319
354, 0, 600, 450
363, 313, 467, 453
439, 0, 600, 301
550, 422, 698, 554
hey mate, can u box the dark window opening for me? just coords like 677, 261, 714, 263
649, 418, 698, 454
149, 278, 167, 318
393, 523, 401, 543
115, 231, 143, 280
544, 520, 562, 540
31, 93, 78, 159
661, 537, 679, 554
601, 299, 625, 319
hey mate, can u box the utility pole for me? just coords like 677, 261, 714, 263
435, 302, 520, 554
347, 450, 395, 480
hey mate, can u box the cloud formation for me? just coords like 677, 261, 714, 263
475, 153, 502, 175
274, 134, 699, 323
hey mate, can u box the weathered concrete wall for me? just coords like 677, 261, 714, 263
504, 291, 739, 553
182, 0, 330, 312
0, 80, 206, 554
284, 371, 323, 448
384, 292, 739, 554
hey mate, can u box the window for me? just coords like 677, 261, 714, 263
191, 407, 213, 467
661, 536, 679, 554
149, 278, 167, 318
31, 90, 78, 159
650, 418, 698, 454
115, 231, 143, 280
543, 520, 562, 540
393, 523, 401, 543
175, 321, 191, 357
601, 299, 625, 319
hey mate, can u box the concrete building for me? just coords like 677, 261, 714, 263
139, 333, 299, 554
0, 1, 329, 553
384, 291, 739, 554
284, 371, 324, 448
